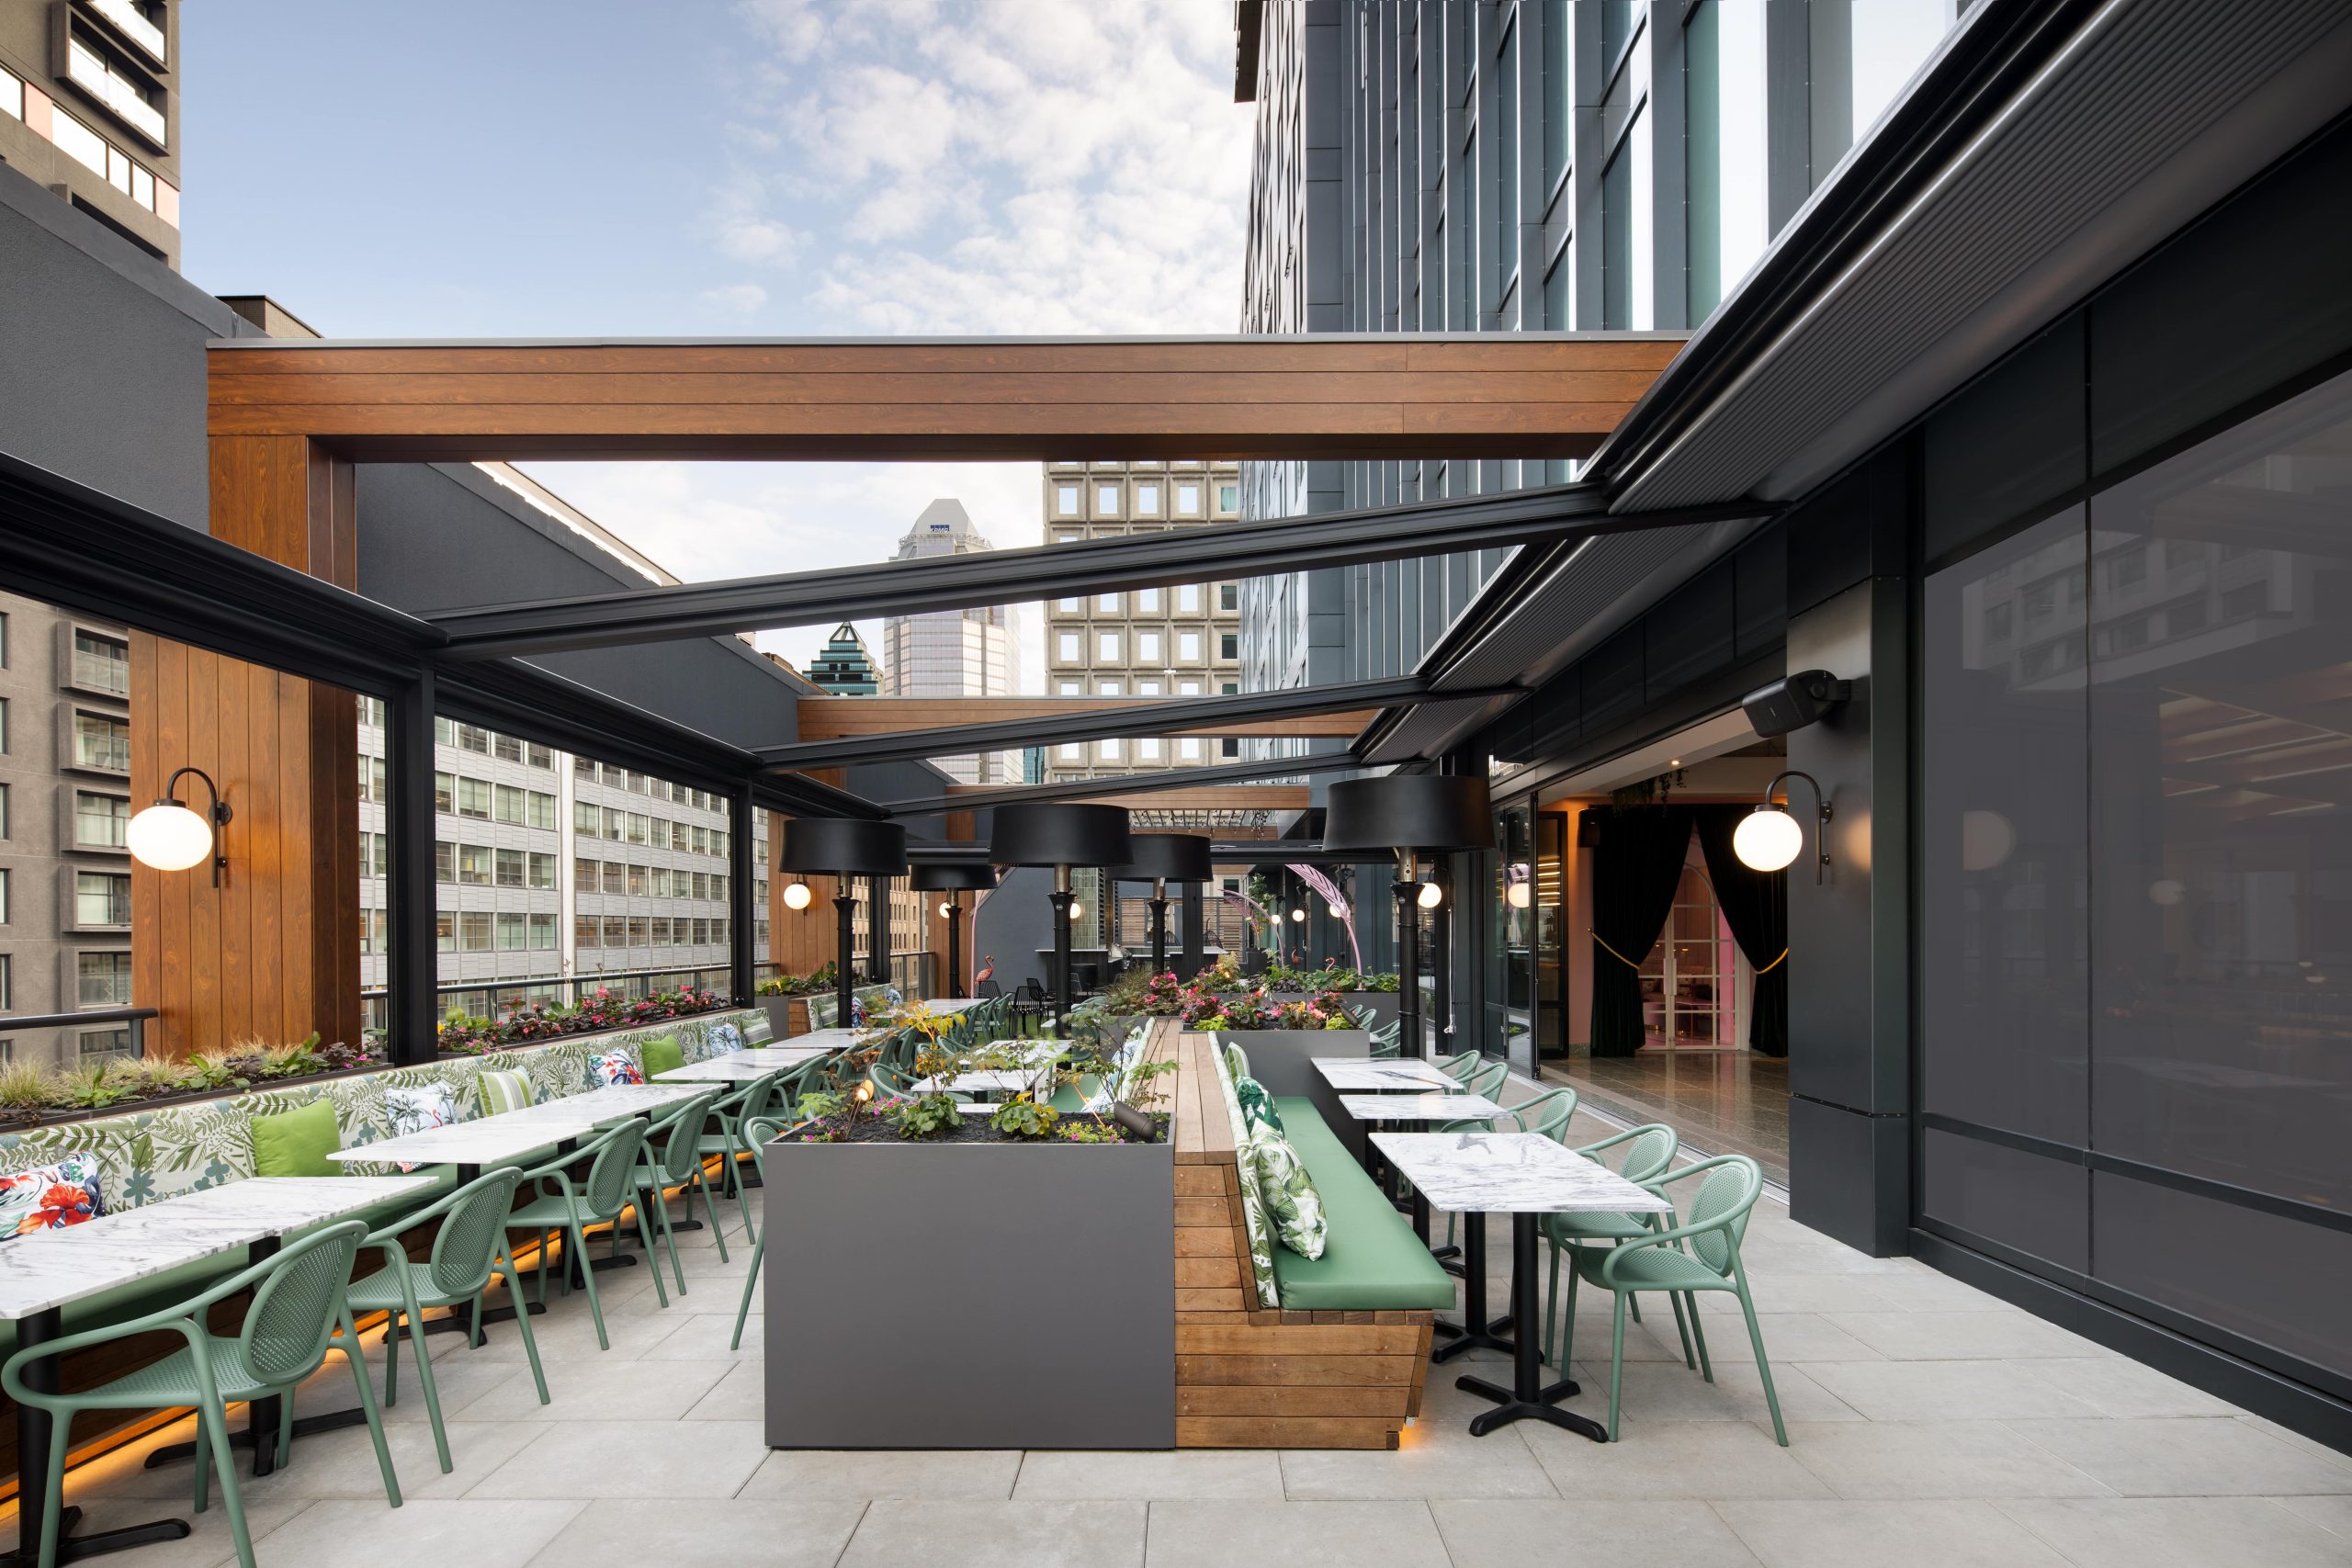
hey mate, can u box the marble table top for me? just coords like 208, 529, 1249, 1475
0, 1175, 436, 1321
909, 1068, 1045, 1098
492, 1082, 710, 1126
1312, 1057, 1458, 1091
654, 1045, 835, 1082
786, 1027, 865, 1051
1336, 1093, 1510, 1122
918, 997, 986, 1014
324, 1119, 589, 1168
1370, 1132, 1676, 1216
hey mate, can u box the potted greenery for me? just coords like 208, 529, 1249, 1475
753, 962, 834, 1036
757, 1030, 1177, 1450
1262, 959, 1404, 1034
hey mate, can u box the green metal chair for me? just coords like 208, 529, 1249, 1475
695, 1069, 786, 1238
1434, 1049, 1481, 1082
1, 1220, 398, 1568
1559, 1153, 1786, 1444
729, 1112, 795, 1350
634, 1091, 727, 1294
337, 1167, 547, 1475
1367, 1020, 1402, 1059
1543, 1122, 1692, 1364
506, 1118, 664, 1349
1508, 1084, 1578, 1142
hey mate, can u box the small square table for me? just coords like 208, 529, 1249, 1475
1334, 1093, 1510, 1258
1373, 1131, 1671, 1442
1311, 1056, 1456, 1092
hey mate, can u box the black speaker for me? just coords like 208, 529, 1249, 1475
1741, 670, 1852, 738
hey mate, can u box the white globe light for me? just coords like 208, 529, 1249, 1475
1416, 881, 1444, 910
127, 802, 214, 872
1068, 899, 1083, 920
1734, 807, 1804, 873
1289, 908, 1306, 922
783, 881, 814, 910
936, 899, 954, 919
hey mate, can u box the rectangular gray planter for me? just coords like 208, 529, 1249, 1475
1211, 1028, 1371, 1156
756, 995, 797, 1039
762, 1137, 1176, 1450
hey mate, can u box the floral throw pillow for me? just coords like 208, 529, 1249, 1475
707, 1021, 746, 1055
1248, 1129, 1327, 1260
590, 1047, 645, 1089
383, 1084, 458, 1138
0, 1152, 107, 1237
1232, 1075, 1284, 1136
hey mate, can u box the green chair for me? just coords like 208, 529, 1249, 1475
1559, 1153, 1786, 1444
696, 1069, 786, 1238
1, 1221, 398, 1568
338, 1168, 547, 1475
1367, 1020, 1402, 1059
1434, 1049, 1480, 1082
1508, 1084, 1578, 1142
1543, 1122, 1690, 1365
635, 1091, 728, 1294
729, 1113, 794, 1350
506, 1119, 664, 1349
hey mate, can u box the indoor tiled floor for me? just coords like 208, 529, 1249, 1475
1543, 1050, 1791, 1184
20, 1102, 2351, 1568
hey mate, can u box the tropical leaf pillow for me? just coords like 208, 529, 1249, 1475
589, 1047, 645, 1088
1232, 1075, 1284, 1136
1248, 1128, 1327, 1260
0, 1152, 106, 1237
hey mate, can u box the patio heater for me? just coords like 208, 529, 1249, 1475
910, 862, 998, 998
1323, 773, 1494, 1059
988, 803, 1132, 1026
778, 818, 908, 1030
1115, 833, 1214, 976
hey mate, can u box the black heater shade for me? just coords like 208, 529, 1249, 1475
1322, 774, 1494, 852
1114, 832, 1214, 885
777, 818, 908, 875
988, 803, 1134, 868
910, 862, 999, 893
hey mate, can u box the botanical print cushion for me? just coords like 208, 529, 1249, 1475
479, 1068, 534, 1117
1249, 1128, 1328, 1260
706, 1021, 746, 1055
382, 1084, 458, 1138
1232, 1075, 1284, 1136
0, 1152, 107, 1237
589, 1047, 645, 1088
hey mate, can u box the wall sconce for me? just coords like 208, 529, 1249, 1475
1288, 907, 1306, 923
1505, 879, 1532, 909
1736, 770, 1832, 883
783, 881, 814, 910
1416, 880, 1444, 910
128, 767, 231, 886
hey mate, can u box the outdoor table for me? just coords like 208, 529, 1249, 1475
492, 1081, 708, 1128
652, 1044, 835, 1082
918, 997, 986, 1014
1310, 1056, 1456, 1092
1372, 1130, 1671, 1441
0, 1173, 436, 1555
787, 1026, 865, 1053
1335, 1092, 1510, 1269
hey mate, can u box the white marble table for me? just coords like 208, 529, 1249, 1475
493, 1081, 710, 1126
1336, 1093, 1509, 1122
1373, 1131, 1671, 1443
784, 1026, 865, 1052
0, 1173, 437, 1557
917, 997, 986, 1015
324, 1118, 594, 1178
1312, 1056, 1457, 1091
909, 1067, 1046, 1099
654, 1044, 835, 1082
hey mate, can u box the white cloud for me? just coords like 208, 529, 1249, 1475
699, 282, 770, 313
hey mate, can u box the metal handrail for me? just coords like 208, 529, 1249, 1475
0, 1006, 158, 1061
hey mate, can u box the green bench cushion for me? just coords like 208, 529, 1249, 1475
1263, 1098, 1456, 1312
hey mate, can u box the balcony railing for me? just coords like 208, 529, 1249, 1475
0, 1006, 157, 1061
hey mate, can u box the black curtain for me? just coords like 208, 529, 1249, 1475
1589, 807, 1694, 1057
1694, 805, 1789, 1057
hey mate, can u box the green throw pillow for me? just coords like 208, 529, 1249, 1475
640, 1034, 685, 1079
1222, 1041, 1250, 1081
1249, 1128, 1327, 1260
250, 1097, 341, 1179
1232, 1075, 1284, 1136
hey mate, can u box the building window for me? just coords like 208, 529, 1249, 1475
456, 777, 491, 819
1136, 587, 1161, 614
1218, 583, 1238, 612
1096, 483, 1122, 515
1180, 738, 1203, 761
76, 871, 130, 927
573, 800, 599, 837
1096, 592, 1120, 614
1177, 584, 1203, 614
1099, 738, 1122, 761
1056, 484, 1080, 515
495, 912, 527, 951
1097, 631, 1121, 661
0, 867, 8, 923
1139, 738, 1162, 761
435, 912, 456, 953
457, 844, 492, 886
574, 916, 599, 950
601, 862, 625, 894
1057, 596, 1081, 612
461, 911, 493, 952
1178, 631, 1203, 661
530, 912, 558, 950
76, 952, 132, 1007
1136, 482, 1160, 515
1137, 631, 1162, 663
0, 955, 8, 1010
603, 915, 627, 948
1217, 483, 1238, 513
1176, 483, 1203, 516
528, 852, 557, 890
494, 784, 526, 825
434, 840, 456, 883
74, 791, 129, 849
72, 630, 129, 695
1058, 742, 1082, 761
495, 848, 526, 887
1219, 633, 1238, 660
1057, 631, 1080, 662
527, 790, 556, 829
1097, 680, 1122, 697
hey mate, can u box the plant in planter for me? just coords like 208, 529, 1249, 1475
989, 1097, 1061, 1139
756, 961, 835, 997
890, 1091, 964, 1140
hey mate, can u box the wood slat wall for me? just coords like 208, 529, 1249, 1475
205, 337, 1685, 462
1164, 1024, 1433, 1450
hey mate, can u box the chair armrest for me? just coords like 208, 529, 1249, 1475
3, 1312, 210, 1403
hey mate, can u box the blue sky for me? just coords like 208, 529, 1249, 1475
179, 0, 1251, 679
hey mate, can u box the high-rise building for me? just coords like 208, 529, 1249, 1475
1235, 0, 1961, 712
0, 596, 137, 1063
881, 499, 1021, 784
805, 623, 881, 696
0, 0, 180, 268
1041, 462, 1244, 784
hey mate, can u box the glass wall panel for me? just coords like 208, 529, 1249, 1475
1920, 506, 2090, 1147
1921, 1130, 2089, 1273
2086, 368, 2352, 1230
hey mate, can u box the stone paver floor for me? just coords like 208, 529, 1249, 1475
17, 1103, 2351, 1567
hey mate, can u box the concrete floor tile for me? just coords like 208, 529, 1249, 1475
741, 1448, 1023, 1502
1012, 1450, 1283, 1499
1431, 1498, 1762, 1565
243, 1498, 585, 1568
841, 1500, 1144, 1567
1145, 1500, 1450, 1568
526, 1497, 865, 1566
2277, 1492, 2352, 1539
683, 1361, 767, 1422
1781, 1419, 2113, 1500
1276, 1380, 1557, 1500
1995, 1495, 2352, 1567
1800, 1359, 2107, 1422
466, 1419, 769, 1499
2004, 1417, 2352, 1497
1820, 1311, 2105, 1361
639, 1310, 763, 1360
1521, 1416, 1833, 1501
457, 1354, 729, 1421
0, 1490, 316, 1568
1572, 1357, 1863, 1425
1713, 1498, 2074, 1567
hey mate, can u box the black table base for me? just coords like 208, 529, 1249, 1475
1430, 1205, 1517, 1363
1453, 1213, 1607, 1442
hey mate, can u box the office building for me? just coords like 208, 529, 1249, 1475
0, 0, 179, 267
880, 499, 1020, 784
805, 623, 880, 696
1041, 461, 1244, 785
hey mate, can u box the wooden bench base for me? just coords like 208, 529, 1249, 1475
1166, 1025, 1433, 1450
